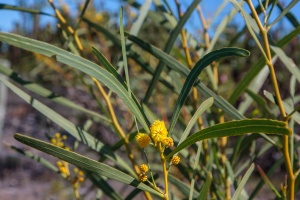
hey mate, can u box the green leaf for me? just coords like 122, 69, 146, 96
83, 18, 121, 48
91, 47, 150, 126
14, 133, 163, 198
0, 32, 150, 133
248, 157, 284, 200
169, 175, 199, 198
128, 0, 152, 37
92, 46, 126, 87
256, 165, 281, 198
0, 77, 134, 175
197, 172, 212, 200
0, 3, 53, 16
271, 45, 300, 84
85, 21, 174, 91
74, 0, 90, 30
268, 0, 299, 29
86, 173, 123, 200
245, 89, 273, 117
177, 97, 214, 146
229, 26, 300, 104
120, 7, 131, 98
10, 145, 58, 172
128, 34, 246, 120
276, 2, 299, 28
228, 0, 267, 60
189, 141, 203, 200
166, 119, 291, 159
231, 163, 255, 200
143, 0, 201, 103
0, 64, 110, 123
264, 90, 300, 124
168, 48, 250, 134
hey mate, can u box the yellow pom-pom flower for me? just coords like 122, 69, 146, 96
162, 137, 174, 148
140, 164, 148, 173
51, 138, 57, 145
171, 155, 180, 165
139, 173, 148, 182
150, 120, 168, 144
135, 133, 150, 148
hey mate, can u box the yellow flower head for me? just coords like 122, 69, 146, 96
135, 133, 150, 148
171, 155, 180, 165
74, 168, 79, 173
139, 173, 148, 182
150, 120, 168, 144
162, 137, 174, 148
51, 138, 57, 145
140, 164, 148, 173
78, 176, 84, 183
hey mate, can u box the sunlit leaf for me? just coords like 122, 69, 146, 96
166, 119, 291, 159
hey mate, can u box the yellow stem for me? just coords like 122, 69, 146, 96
197, 5, 210, 48
246, 1, 294, 199
158, 143, 169, 200
48, 0, 83, 51
73, 185, 80, 200
93, 78, 152, 200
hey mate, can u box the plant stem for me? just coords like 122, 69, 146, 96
246, 1, 294, 199
158, 143, 169, 200
93, 78, 152, 200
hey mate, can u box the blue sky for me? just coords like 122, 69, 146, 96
0, 0, 299, 37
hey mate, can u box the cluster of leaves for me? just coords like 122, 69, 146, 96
0, 0, 299, 199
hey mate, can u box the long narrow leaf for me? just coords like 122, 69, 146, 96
0, 32, 150, 133
0, 64, 110, 123
169, 174, 200, 198
0, 77, 134, 175
271, 45, 300, 84
91, 47, 150, 126
268, 0, 299, 28
0, 3, 53, 16
231, 163, 255, 200
177, 97, 214, 146
10, 145, 58, 172
229, 26, 300, 104
143, 0, 201, 103
228, 0, 267, 60
169, 48, 250, 134
14, 133, 163, 197
166, 119, 291, 159
128, 34, 246, 120
197, 172, 212, 200
264, 90, 300, 124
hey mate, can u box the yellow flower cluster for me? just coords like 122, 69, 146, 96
171, 156, 180, 165
162, 137, 174, 148
139, 174, 148, 182
140, 164, 148, 173
73, 168, 85, 184
57, 160, 70, 177
135, 133, 150, 148
51, 133, 68, 149
139, 164, 149, 182
150, 120, 168, 144
135, 120, 175, 150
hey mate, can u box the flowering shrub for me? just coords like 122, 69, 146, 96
1, 0, 299, 199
